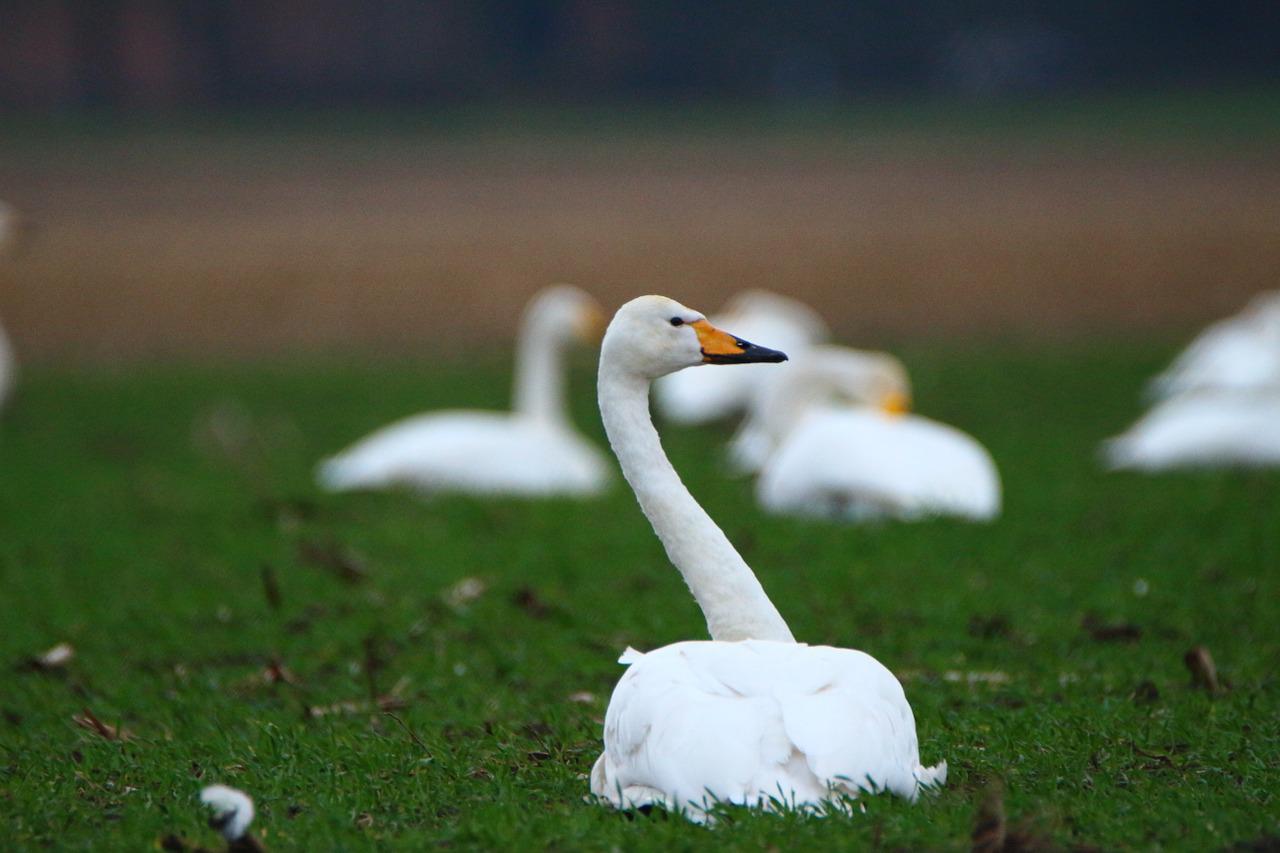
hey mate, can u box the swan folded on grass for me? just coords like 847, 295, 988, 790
733, 345, 1000, 522
1102, 390, 1280, 471
653, 290, 828, 425
318, 285, 611, 497
589, 296, 945, 823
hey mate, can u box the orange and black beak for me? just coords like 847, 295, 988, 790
692, 320, 788, 365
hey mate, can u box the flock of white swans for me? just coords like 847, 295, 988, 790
2, 201, 1277, 824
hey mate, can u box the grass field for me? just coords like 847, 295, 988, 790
2, 343, 1277, 850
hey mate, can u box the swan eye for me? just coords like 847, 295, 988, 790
669, 317, 684, 327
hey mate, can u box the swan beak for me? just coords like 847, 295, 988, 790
692, 320, 788, 364
881, 390, 911, 416
576, 304, 608, 344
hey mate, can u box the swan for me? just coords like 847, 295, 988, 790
1147, 291, 1280, 400
734, 346, 999, 521
1102, 389, 1280, 470
318, 285, 611, 496
654, 290, 828, 425
589, 296, 946, 822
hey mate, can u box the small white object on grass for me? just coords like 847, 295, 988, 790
201, 784, 255, 841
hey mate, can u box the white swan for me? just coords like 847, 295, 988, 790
734, 346, 999, 521
654, 290, 828, 425
1103, 390, 1280, 470
1147, 291, 1280, 400
589, 296, 945, 822
318, 285, 611, 496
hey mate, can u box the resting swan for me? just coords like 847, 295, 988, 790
654, 290, 828, 425
1146, 291, 1280, 400
590, 296, 946, 822
1102, 390, 1280, 470
734, 346, 1000, 522
318, 285, 611, 496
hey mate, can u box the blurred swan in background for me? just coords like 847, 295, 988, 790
1105, 291, 1280, 470
654, 290, 828, 425
1103, 391, 1280, 470
0, 201, 19, 409
734, 346, 1000, 521
318, 285, 611, 496
590, 296, 945, 822
1147, 291, 1280, 400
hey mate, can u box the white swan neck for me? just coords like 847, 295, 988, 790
512, 308, 569, 425
598, 361, 795, 643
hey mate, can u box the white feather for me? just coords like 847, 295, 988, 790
200, 784, 255, 841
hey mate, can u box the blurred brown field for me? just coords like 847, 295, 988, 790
2, 124, 1278, 362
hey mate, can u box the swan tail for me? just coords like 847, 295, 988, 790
913, 759, 947, 793
316, 456, 368, 492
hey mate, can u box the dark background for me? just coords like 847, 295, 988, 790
3, 2, 1278, 111
2, 3, 1279, 361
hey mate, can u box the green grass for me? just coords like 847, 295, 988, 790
1, 343, 1277, 850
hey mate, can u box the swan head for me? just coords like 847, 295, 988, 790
602, 295, 788, 380
525, 284, 608, 345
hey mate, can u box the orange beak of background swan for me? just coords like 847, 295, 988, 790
692, 320, 788, 365
576, 304, 608, 344
881, 390, 911, 416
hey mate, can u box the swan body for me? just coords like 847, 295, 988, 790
1103, 391, 1280, 470
590, 295, 944, 821
654, 290, 828, 425
592, 640, 945, 821
1147, 291, 1280, 400
758, 408, 1001, 521
733, 346, 999, 521
318, 285, 611, 497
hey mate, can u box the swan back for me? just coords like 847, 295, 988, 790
1147, 290, 1280, 399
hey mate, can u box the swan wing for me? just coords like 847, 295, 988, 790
318, 412, 609, 495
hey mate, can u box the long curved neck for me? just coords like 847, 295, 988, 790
598, 360, 794, 643
512, 311, 568, 425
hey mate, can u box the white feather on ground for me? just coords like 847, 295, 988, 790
200, 784, 255, 841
